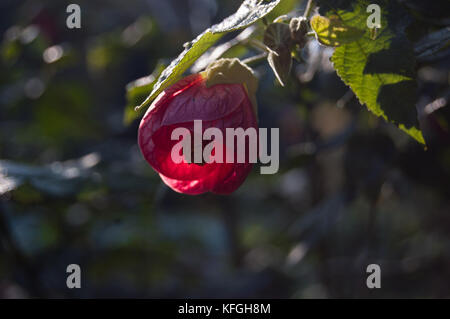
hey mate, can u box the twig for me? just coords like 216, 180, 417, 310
303, 0, 315, 18
248, 38, 272, 53
242, 52, 268, 66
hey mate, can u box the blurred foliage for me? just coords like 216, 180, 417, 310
0, 0, 450, 299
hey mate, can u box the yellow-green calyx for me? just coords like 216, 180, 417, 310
201, 58, 258, 115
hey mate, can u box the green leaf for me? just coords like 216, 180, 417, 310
124, 63, 165, 125
267, 48, 292, 86
310, 15, 364, 46
136, 0, 281, 111
320, 0, 425, 144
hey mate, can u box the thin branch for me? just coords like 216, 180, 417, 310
248, 38, 272, 53
242, 52, 268, 66
303, 0, 315, 18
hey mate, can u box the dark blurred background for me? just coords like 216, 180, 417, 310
1, 0, 450, 298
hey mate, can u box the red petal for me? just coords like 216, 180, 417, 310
138, 74, 258, 195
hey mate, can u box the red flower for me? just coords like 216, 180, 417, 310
138, 59, 258, 195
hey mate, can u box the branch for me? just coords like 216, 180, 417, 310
303, 0, 315, 18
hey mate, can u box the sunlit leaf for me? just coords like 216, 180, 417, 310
319, 0, 425, 144
310, 15, 364, 47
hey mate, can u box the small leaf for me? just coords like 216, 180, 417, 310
267, 47, 292, 86
310, 15, 365, 47
263, 22, 292, 51
263, 22, 293, 86
136, 0, 281, 111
